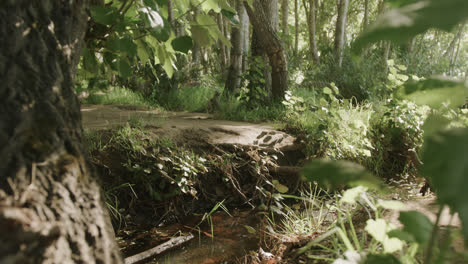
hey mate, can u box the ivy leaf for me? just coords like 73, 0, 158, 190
354, 0, 468, 49
421, 128, 468, 243
171, 36, 193, 54
394, 77, 466, 109
301, 160, 382, 191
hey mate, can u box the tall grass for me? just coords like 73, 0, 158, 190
82, 86, 157, 109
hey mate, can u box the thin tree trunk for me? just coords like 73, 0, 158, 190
443, 22, 466, 59
362, 0, 369, 32
303, 0, 320, 64
241, 6, 250, 73
281, 0, 290, 47
334, 0, 349, 68
225, 1, 246, 93
0, 1, 122, 263
224, 17, 231, 66
294, 0, 299, 55
168, 0, 174, 28
244, 0, 288, 101
383, 41, 392, 72
218, 13, 227, 74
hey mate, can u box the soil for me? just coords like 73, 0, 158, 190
81, 104, 296, 150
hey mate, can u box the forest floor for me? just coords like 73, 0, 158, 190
81, 104, 464, 264
81, 104, 295, 149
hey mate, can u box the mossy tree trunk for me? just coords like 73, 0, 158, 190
244, 0, 288, 101
0, 1, 122, 263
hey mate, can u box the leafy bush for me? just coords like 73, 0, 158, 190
368, 100, 429, 179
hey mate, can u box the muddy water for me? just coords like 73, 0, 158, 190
118, 210, 260, 264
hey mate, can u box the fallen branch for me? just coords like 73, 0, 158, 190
124, 233, 194, 264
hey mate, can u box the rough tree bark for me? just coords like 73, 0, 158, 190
244, 0, 288, 101
225, 1, 247, 93
0, 1, 122, 263
334, 0, 349, 68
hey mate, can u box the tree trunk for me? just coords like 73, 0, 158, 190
304, 0, 320, 64
0, 1, 122, 263
225, 1, 246, 94
241, 6, 250, 72
281, 0, 290, 47
362, 0, 369, 32
334, 0, 349, 68
294, 0, 299, 56
244, 0, 288, 101
218, 13, 227, 74
167, 0, 174, 28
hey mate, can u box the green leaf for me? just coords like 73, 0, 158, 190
90, 5, 119, 25
116, 59, 132, 78
422, 113, 451, 139
106, 37, 138, 57
394, 77, 466, 109
421, 127, 468, 243
376, 200, 406, 210
365, 219, 404, 253
354, 0, 468, 49
201, 0, 221, 13
191, 25, 212, 47
221, 9, 239, 25
136, 40, 151, 65
244, 225, 256, 234
171, 36, 193, 54
323, 87, 333, 95
364, 254, 402, 264
82, 48, 98, 73
340, 186, 368, 205
397, 211, 433, 245
301, 160, 382, 191
272, 180, 289, 193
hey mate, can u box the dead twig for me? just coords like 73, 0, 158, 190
124, 233, 194, 264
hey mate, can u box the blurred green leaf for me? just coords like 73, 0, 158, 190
398, 211, 433, 244
116, 59, 132, 78
171, 36, 193, 54
394, 77, 465, 109
301, 160, 382, 190
364, 254, 402, 264
106, 37, 138, 57
221, 9, 239, 25
354, 0, 468, 49
422, 127, 468, 243
82, 47, 98, 73
90, 5, 119, 25
365, 219, 404, 253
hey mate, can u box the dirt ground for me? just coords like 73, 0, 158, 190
81, 104, 296, 150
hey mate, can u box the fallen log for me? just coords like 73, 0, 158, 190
124, 233, 194, 264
